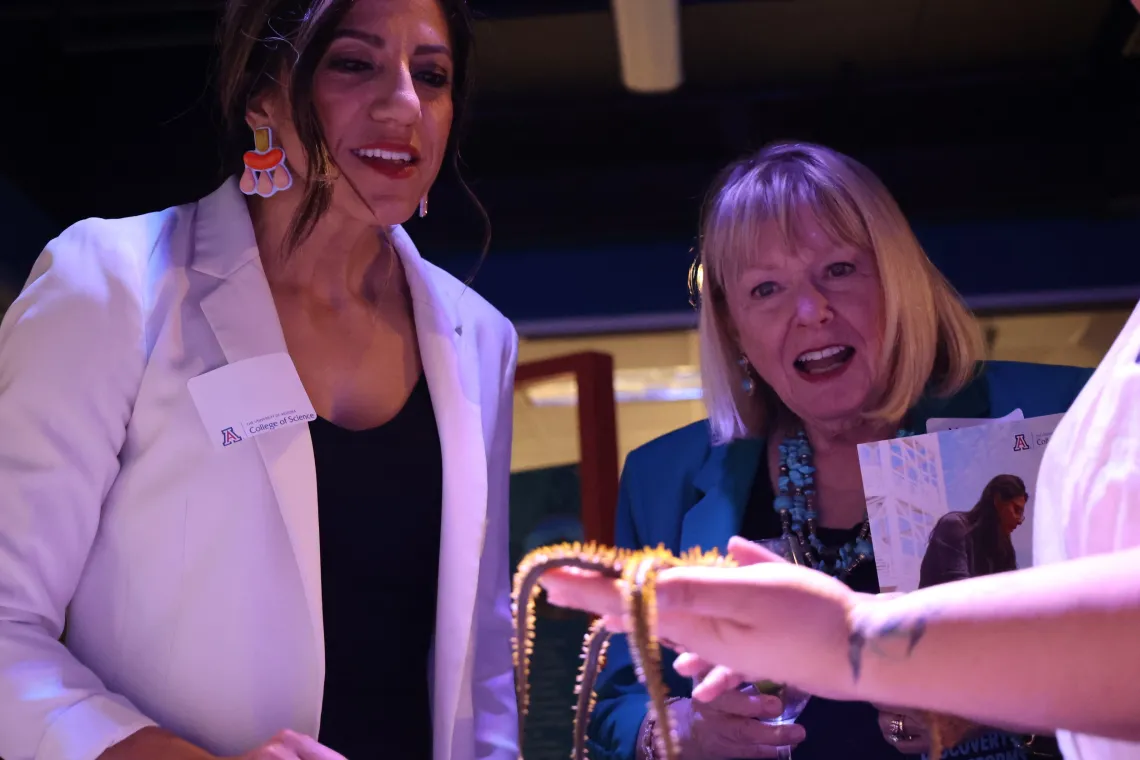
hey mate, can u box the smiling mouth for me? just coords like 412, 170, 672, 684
351, 146, 420, 178
794, 345, 855, 375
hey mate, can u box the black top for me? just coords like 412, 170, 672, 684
739, 464, 910, 760
309, 373, 443, 759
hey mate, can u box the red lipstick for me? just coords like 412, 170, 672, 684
352, 142, 421, 180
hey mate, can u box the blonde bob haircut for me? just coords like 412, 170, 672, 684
696, 141, 985, 445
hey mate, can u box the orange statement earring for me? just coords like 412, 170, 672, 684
239, 126, 292, 197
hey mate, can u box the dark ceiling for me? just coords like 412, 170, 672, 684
1, 0, 1138, 279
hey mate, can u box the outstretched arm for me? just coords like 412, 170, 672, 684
849, 364, 1140, 739
542, 536, 1140, 742
845, 545, 1140, 740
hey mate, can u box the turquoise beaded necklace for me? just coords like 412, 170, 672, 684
775, 426, 915, 579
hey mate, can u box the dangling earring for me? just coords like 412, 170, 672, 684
418, 194, 429, 218
239, 126, 292, 198
738, 354, 755, 395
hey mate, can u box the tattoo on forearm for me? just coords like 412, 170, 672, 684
847, 611, 928, 682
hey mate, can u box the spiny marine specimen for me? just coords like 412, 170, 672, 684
511, 542, 735, 760
510, 541, 971, 760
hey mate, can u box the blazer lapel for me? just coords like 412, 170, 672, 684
680, 436, 765, 554
388, 225, 487, 760
192, 179, 325, 727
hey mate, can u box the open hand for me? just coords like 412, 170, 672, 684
540, 535, 859, 701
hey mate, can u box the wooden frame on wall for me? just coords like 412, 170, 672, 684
514, 351, 619, 546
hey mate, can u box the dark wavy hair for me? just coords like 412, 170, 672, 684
965, 473, 1027, 573
215, 0, 487, 259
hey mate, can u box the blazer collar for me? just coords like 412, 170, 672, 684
383, 223, 463, 346
191, 177, 259, 280
680, 435, 765, 555
190, 176, 463, 342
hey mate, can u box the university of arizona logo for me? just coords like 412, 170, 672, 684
221, 427, 243, 447
1012, 433, 1030, 452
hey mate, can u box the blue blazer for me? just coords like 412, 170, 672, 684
586, 360, 1094, 760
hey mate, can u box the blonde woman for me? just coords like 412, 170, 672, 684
585, 142, 1093, 760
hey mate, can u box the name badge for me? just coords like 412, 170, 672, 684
187, 352, 317, 451
926, 407, 1024, 434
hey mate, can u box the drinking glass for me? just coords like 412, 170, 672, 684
740, 535, 812, 759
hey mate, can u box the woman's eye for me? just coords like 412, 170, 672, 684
415, 69, 450, 88
827, 262, 856, 278
751, 281, 779, 298
328, 57, 373, 73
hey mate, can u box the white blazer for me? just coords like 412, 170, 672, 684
0, 178, 520, 760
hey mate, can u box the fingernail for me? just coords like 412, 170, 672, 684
788, 724, 807, 742
761, 697, 788, 715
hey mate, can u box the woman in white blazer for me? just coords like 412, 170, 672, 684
0, 1, 519, 759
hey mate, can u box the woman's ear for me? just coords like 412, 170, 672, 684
244, 78, 289, 134
245, 92, 276, 134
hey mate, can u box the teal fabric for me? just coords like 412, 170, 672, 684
585, 360, 1094, 760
